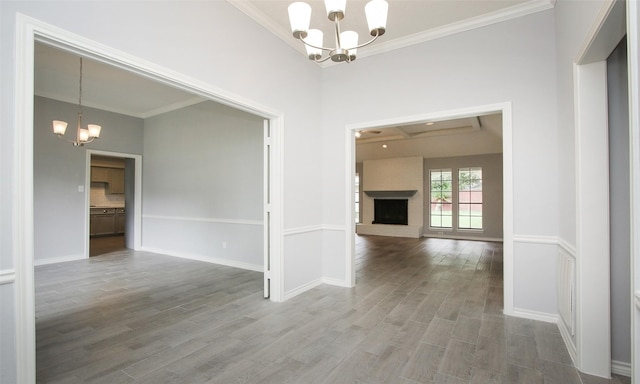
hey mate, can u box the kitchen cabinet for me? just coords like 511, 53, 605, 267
91, 166, 125, 194
91, 167, 109, 182
90, 208, 116, 236
90, 207, 125, 236
115, 208, 126, 234
108, 169, 125, 194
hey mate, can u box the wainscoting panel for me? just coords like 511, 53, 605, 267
142, 215, 263, 270
322, 226, 348, 285
557, 245, 576, 336
0, 282, 17, 383
283, 227, 323, 296
512, 235, 559, 318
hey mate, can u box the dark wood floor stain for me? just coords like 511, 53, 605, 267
35, 235, 631, 383
90, 235, 126, 257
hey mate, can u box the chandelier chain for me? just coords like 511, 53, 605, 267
78, 58, 83, 116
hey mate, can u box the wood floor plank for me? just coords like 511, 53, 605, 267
34, 236, 592, 384
400, 342, 446, 383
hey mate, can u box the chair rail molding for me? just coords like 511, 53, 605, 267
0, 269, 16, 285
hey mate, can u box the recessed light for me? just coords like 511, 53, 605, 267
355, 131, 362, 138
382, 144, 388, 148
425, 122, 435, 126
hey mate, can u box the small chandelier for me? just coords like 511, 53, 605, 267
288, 0, 389, 63
52, 57, 102, 146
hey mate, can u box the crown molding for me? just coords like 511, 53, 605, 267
35, 90, 205, 119
227, 0, 556, 67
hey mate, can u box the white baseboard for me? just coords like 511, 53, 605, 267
510, 307, 559, 323
34, 254, 85, 266
283, 278, 323, 301
322, 277, 353, 288
423, 234, 503, 242
357, 224, 423, 238
558, 316, 578, 366
140, 247, 262, 272
611, 360, 631, 377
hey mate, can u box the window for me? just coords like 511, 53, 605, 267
355, 174, 360, 223
430, 169, 452, 228
458, 167, 483, 230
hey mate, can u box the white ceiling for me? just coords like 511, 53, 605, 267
229, 0, 554, 63
34, 43, 205, 119
33, 0, 542, 158
355, 113, 503, 162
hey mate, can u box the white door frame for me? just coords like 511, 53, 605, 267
344, 102, 514, 314
13, 14, 284, 383
85, 150, 143, 256
626, 1, 640, 382
571, 0, 629, 377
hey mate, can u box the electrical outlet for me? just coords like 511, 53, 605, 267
222, 241, 227, 249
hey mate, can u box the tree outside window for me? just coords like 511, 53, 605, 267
458, 167, 483, 229
430, 169, 452, 228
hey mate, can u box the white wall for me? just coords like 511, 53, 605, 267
142, 101, 264, 270
321, 10, 560, 316
34, 96, 143, 263
423, 154, 503, 241
554, 0, 607, 249
1, 2, 323, 381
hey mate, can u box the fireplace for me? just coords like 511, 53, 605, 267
373, 199, 408, 225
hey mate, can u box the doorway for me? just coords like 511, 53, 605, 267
15, 15, 285, 382
87, 153, 138, 257
344, 103, 514, 313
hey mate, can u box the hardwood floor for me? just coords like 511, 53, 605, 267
89, 235, 126, 257
35, 235, 630, 383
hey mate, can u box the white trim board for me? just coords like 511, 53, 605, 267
143, 214, 262, 226
13, 13, 285, 384
511, 308, 559, 324
283, 278, 323, 301
611, 360, 632, 378
0, 269, 16, 285
626, 0, 640, 381
140, 247, 263, 272
33, 254, 84, 267
424, 234, 503, 243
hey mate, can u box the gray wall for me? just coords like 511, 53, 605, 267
34, 96, 144, 262
423, 154, 503, 240
608, 37, 631, 367
142, 101, 264, 268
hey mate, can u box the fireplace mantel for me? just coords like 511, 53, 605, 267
364, 190, 417, 199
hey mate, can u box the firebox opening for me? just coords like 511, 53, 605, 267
373, 199, 408, 225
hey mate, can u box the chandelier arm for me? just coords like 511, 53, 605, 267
298, 36, 333, 52
54, 134, 80, 145
313, 55, 333, 63
348, 30, 380, 50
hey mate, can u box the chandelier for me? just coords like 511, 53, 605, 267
287, 0, 388, 63
52, 57, 102, 146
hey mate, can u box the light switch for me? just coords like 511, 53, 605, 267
78, 185, 84, 192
